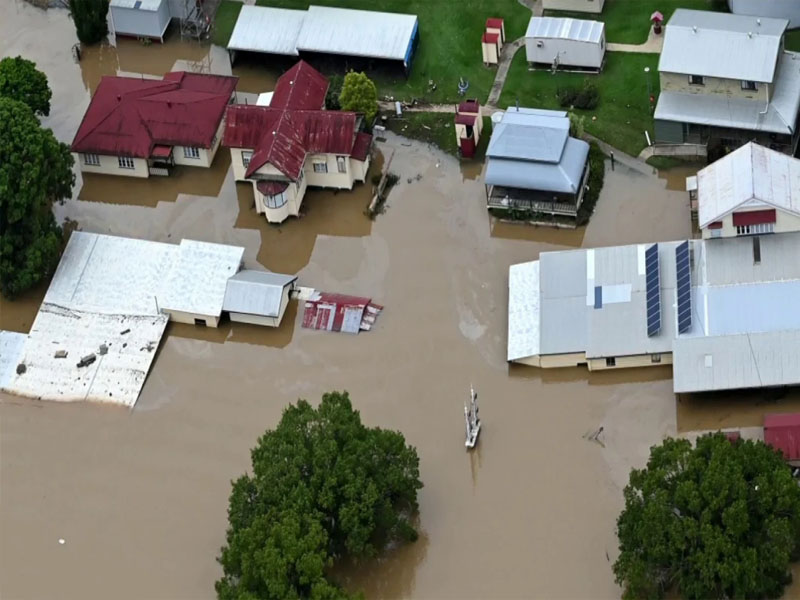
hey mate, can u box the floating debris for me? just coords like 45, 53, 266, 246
77, 354, 96, 368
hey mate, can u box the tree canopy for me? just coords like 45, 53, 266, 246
338, 72, 378, 125
614, 433, 800, 600
68, 0, 110, 45
0, 98, 74, 299
0, 56, 52, 117
217, 391, 423, 600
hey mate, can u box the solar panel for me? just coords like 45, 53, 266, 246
645, 243, 660, 337
675, 241, 692, 334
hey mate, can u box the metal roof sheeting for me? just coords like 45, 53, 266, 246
487, 109, 569, 163
227, 6, 305, 56
111, 0, 162, 10
223, 270, 297, 318
526, 16, 604, 43
507, 261, 540, 361
697, 142, 800, 228
659, 9, 788, 82
764, 413, 800, 460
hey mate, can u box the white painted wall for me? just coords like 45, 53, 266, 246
542, 0, 604, 13
76, 153, 149, 178
162, 309, 220, 328
228, 285, 293, 327
111, 0, 171, 40
701, 207, 800, 239
526, 33, 606, 69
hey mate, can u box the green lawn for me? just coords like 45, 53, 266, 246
786, 29, 800, 52
499, 52, 659, 156
213, 0, 531, 103
545, 0, 722, 44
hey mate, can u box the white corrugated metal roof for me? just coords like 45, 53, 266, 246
296, 5, 418, 62
223, 270, 297, 318
697, 142, 800, 227
227, 5, 305, 56
110, 0, 163, 10
0, 331, 25, 389
526, 16, 604, 43
507, 261, 540, 361
487, 108, 569, 163
659, 9, 788, 82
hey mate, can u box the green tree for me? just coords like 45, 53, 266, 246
68, 0, 110, 45
614, 433, 800, 600
0, 98, 74, 299
0, 56, 52, 117
325, 74, 343, 111
217, 391, 423, 599
338, 72, 378, 124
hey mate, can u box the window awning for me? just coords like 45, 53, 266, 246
732, 209, 776, 226
151, 145, 173, 158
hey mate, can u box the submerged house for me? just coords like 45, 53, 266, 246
484, 107, 590, 224
71, 72, 238, 178
223, 61, 372, 224
654, 9, 800, 155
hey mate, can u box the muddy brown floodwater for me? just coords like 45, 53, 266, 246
2, 3, 799, 598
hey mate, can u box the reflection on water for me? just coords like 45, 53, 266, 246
490, 218, 586, 247
459, 160, 483, 182
78, 151, 232, 206
656, 164, 703, 192
509, 363, 673, 387
677, 387, 800, 432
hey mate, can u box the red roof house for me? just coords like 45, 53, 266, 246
764, 413, 800, 461
71, 72, 238, 159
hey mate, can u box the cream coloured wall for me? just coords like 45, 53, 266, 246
76, 153, 149, 178
230, 147, 256, 181
230, 312, 280, 327
173, 118, 226, 168
304, 153, 356, 188
660, 72, 769, 102
513, 355, 541, 367
482, 41, 499, 65
587, 353, 672, 370
349, 156, 370, 182
542, 0, 604, 13
163, 309, 220, 328
700, 207, 800, 239
539, 352, 587, 368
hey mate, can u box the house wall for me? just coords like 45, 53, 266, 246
349, 155, 370, 182
111, 1, 171, 40
539, 352, 587, 368
229, 312, 281, 327
587, 353, 672, 371
163, 309, 220, 328
174, 118, 224, 168
230, 147, 256, 181
482, 41, 499, 65
525, 36, 605, 69
660, 72, 769, 103
542, 0, 604, 13
253, 177, 307, 223
304, 153, 357, 189
701, 208, 800, 239
76, 153, 150, 178
486, 26, 504, 49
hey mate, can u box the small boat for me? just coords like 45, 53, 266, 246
465, 385, 481, 449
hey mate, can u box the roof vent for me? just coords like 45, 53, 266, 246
757, 18, 761, 26
748, 31, 753, 38
692, 25, 697, 33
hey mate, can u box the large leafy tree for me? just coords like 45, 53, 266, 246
0, 98, 74, 299
338, 72, 378, 125
614, 433, 800, 599
0, 56, 52, 117
217, 391, 423, 599
68, 0, 110, 45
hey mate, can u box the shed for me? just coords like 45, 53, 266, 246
525, 16, 606, 71
222, 270, 297, 327
482, 31, 500, 65
455, 99, 483, 158
486, 17, 505, 46
764, 413, 800, 463
110, 0, 171, 42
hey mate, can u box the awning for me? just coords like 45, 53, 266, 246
151, 145, 173, 158
256, 180, 289, 197
732, 209, 776, 226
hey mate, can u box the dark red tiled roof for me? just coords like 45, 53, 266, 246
256, 180, 289, 196
71, 72, 237, 158
486, 17, 504, 29
483, 32, 499, 44
458, 99, 481, 114
455, 113, 477, 126
269, 61, 328, 111
351, 132, 372, 161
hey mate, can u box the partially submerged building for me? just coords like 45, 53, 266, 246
525, 17, 606, 71
71, 72, 238, 178
227, 5, 419, 74
110, 0, 212, 41
454, 99, 483, 158
484, 107, 590, 224
223, 61, 372, 224
223, 270, 297, 327
654, 9, 800, 155
764, 413, 800, 465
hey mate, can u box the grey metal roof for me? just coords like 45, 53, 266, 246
697, 142, 800, 228
487, 109, 569, 163
111, 0, 162, 9
223, 270, 297, 318
507, 261, 540, 361
295, 5, 417, 62
526, 16, 604, 43
654, 52, 800, 134
659, 9, 788, 82
485, 137, 589, 194
227, 6, 305, 55
701, 230, 800, 285
538, 250, 588, 355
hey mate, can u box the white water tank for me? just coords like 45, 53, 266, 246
491, 111, 504, 126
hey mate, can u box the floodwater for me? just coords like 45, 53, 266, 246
2, 3, 798, 599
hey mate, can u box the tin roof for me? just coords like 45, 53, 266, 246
487, 108, 569, 163
507, 261, 540, 361
111, 0, 162, 10
697, 142, 800, 228
659, 9, 788, 82
486, 17, 504, 29
351, 132, 372, 161
483, 32, 499, 44
526, 16, 605, 43
71, 72, 237, 158
764, 413, 800, 460
227, 5, 305, 56
268, 60, 328, 110
222, 270, 297, 318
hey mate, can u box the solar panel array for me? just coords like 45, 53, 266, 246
676, 241, 692, 334
645, 244, 661, 337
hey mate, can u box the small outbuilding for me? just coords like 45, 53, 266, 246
525, 16, 606, 71
454, 99, 483, 158
110, 0, 171, 42
482, 31, 500, 65
764, 413, 800, 464
486, 18, 505, 47
223, 270, 298, 327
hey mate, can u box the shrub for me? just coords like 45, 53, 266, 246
557, 81, 600, 110
576, 142, 605, 226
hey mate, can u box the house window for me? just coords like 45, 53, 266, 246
336, 156, 347, 173
741, 80, 758, 91
651, 354, 662, 364
689, 75, 705, 85
710, 228, 722, 238
183, 146, 200, 159
83, 153, 100, 166
736, 223, 774, 236
241, 151, 252, 167
753, 236, 761, 264
118, 156, 135, 169
313, 161, 328, 173
605, 357, 616, 367
264, 190, 288, 209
